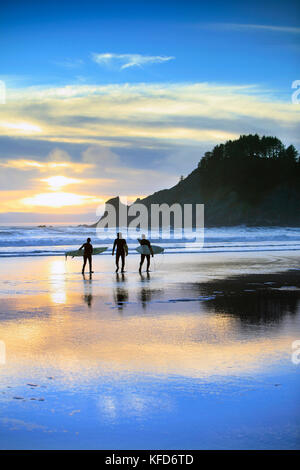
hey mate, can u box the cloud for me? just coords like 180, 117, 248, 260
3, 82, 300, 150
82, 146, 121, 170
0, 157, 93, 173
208, 23, 300, 34
0, 80, 299, 214
80, 145, 178, 198
0, 142, 178, 214
0, 418, 47, 432
92, 52, 175, 69
53, 58, 84, 68
1, 76, 299, 219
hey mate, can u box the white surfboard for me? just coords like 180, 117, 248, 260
65, 247, 108, 258
135, 245, 164, 255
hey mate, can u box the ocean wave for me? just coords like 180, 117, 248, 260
0, 225, 299, 257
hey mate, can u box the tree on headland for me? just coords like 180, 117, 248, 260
95, 134, 300, 227
197, 134, 299, 205
134, 134, 300, 226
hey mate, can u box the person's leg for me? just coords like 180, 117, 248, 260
88, 255, 93, 273
121, 253, 125, 272
116, 252, 120, 272
139, 254, 145, 272
82, 255, 87, 274
146, 255, 150, 272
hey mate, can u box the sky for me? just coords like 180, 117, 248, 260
0, 0, 299, 223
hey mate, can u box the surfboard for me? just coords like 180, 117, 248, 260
65, 247, 108, 258
135, 245, 164, 255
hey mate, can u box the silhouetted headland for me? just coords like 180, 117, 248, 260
92, 134, 300, 227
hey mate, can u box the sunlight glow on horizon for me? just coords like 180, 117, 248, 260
0, 121, 42, 133
0, 159, 95, 172
21, 192, 101, 208
41, 175, 83, 191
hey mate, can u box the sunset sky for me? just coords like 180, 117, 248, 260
0, 0, 299, 223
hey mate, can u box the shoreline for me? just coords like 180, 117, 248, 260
1, 246, 300, 259
0, 251, 299, 449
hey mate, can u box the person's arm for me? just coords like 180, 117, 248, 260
79, 243, 84, 250
137, 238, 142, 245
124, 240, 128, 256
112, 239, 116, 255
148, 241, 154, 257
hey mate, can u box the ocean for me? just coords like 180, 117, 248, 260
0, 224, 300, 257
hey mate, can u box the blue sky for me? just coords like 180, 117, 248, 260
0, 0, 299, 222
1, 0, 299, 93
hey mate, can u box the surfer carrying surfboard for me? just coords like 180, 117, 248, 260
79, 237, 94, 275
138, 234, 154, 273
112, 232, 128, 273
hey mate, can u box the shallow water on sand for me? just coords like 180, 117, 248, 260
0, 252, 300, 449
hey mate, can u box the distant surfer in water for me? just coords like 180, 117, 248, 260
79, 237, 93, 275
112, 232, 128, 273
138, 234, 153, 273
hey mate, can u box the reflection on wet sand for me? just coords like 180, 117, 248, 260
0, 270, 299, 381
138, 272, 163, 309
82, 273, 93, 308
193, 270, 300, 327
1, 255, 300, 449
49, 259, 67, 305
113, 273, 128, 310
139, 272, 151, 309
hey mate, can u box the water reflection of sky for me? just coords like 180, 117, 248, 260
49, 260, 67, 304
0, 254, 300, 449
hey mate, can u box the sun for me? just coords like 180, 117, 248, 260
19, 174, 101, 209
41, 175, 82, 191
21, 192, 98, 208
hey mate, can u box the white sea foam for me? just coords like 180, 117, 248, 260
0, 225, 299, 257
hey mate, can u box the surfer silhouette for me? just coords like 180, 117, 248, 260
79, 237, 93, 275
112, 232, 128, 273
138, 234, 153, 273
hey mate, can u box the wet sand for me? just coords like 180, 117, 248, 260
0, 251, 300, 449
